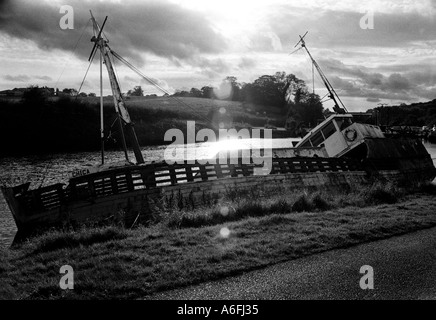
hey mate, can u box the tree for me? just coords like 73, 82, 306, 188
173, 90, 190, 97
323, 108, 333, 118
287, 93, 324, 127
22, 85, 49, 106
88, 92, 96, 97
246, 74, 283, 107
217, 76, 241, 101
190, 87, 202, 98
62, 88, 78, 96
239, 83, 252, 103
241, 72, 309, 108
200, 86, 215, 99
127, 86, 144, 96
282, 73, 307, 105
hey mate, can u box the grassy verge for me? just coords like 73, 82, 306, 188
1, 182, 435, 300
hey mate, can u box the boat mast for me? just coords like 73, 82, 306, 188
100, 49, 104, 164
89, 11, 145, 164
294, 32, 348, 114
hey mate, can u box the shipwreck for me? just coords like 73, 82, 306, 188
2, 19, 435, 242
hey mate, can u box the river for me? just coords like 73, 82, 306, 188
1, 139, 435, 248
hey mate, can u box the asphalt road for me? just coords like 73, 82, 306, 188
146, 226, 436, 300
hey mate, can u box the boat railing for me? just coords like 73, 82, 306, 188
16, 183, 65, 213
15, 157, 363, 212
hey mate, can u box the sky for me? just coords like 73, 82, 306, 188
0, 0, 436, 112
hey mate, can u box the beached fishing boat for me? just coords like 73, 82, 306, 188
1, 22, 435, 242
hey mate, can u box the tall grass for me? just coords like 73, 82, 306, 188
156, 180, 412, 230
1, 179, 435, 299
29, 226, 128, 254
2, 186, 436, 300
362, 181, 400, 204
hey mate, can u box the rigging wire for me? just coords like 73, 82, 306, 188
288, 46, 303, 56
299, 47, 341, 110
294, 35, 349, 113
104, 116, 121, 144
75, 48, 97, 100
54, 18, 91, 91
33, 19, 92, 185
320, 92, 330, 101
313, 59, 348, 112
110, 49, 219, 130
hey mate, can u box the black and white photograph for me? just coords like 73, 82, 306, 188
1, 0, 436, 308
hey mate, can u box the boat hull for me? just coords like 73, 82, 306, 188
0, 157, 362, 238
2, 150, 435, 242
351, 138, 436, 182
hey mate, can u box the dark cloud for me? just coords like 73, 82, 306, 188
384, 73, 411, 91
317, 58, 435, 102
407, 70, 436, 86
196, 57, 230, 78
0, 0, 227, 66
382, 63, 436, 87
3, 74, 31, 82
320, 59, 384, 89
366, 97, 381, 103
265, 6, 436, 50
329, 76, 364, 96
35, 75, 53, 81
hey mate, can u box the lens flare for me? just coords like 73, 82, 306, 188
220, 206, 229, 216
220, 227, 231, 238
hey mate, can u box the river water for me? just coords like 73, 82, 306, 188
1, 139, 435, 248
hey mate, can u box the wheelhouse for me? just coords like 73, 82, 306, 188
296, 114, 385, 157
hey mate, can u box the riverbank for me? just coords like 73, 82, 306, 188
0, 96, 283, 157
1, 182, 435, 300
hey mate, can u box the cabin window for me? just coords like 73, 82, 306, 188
299, 140, 312, 148
321, 122, 337, 140
310, 132, 324, 146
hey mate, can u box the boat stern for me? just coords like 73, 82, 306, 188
1, 182, 30, 231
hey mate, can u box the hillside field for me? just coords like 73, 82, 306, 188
0, 96, 286, 156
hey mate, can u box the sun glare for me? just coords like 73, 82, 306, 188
170, 0, 279, 37
206, 138, 251, 158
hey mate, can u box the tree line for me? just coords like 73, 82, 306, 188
172, 72, 324, 129
370, 100, 436, 128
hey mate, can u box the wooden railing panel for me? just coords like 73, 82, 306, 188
23, 157, 364, 211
